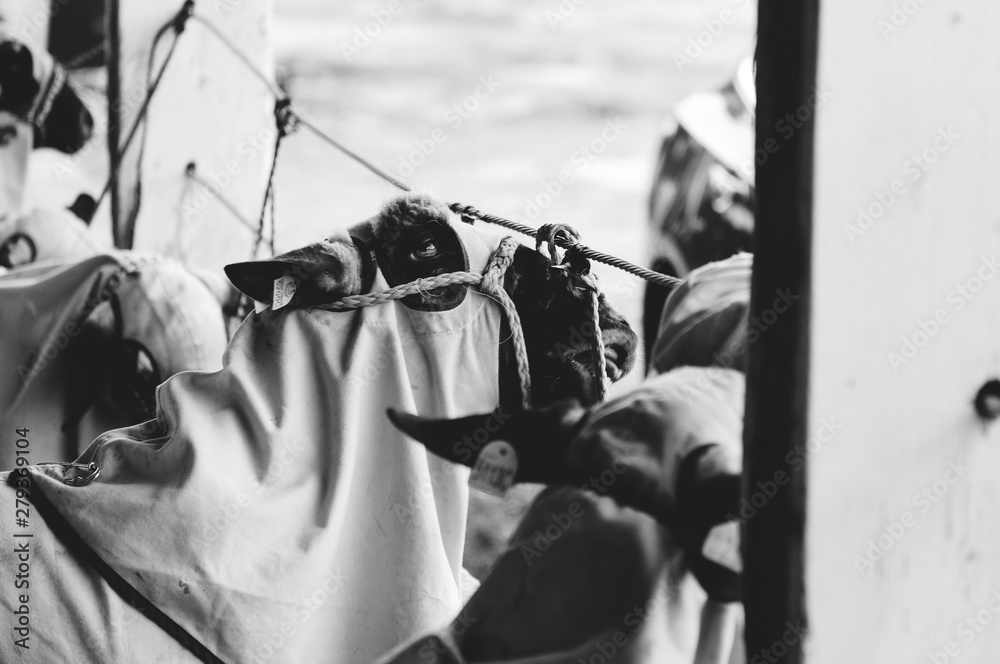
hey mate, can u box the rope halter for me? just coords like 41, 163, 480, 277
535, 223, 609, 403
319, 236, 534, 410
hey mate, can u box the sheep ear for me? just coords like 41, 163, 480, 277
224, 257, 302, 304
224, 236, 372, 307
386, 400, 587, 484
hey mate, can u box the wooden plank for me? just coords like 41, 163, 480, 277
805, 0, 1000, 661
742, 1, 817, 662
109, 0, 274, 269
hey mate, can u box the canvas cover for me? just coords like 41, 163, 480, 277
1, 219, 506, 663
648, 252, 751, 375
375, 367, 746, 664
0, 253, 228, 468
0, 111, 31, 222
0, 206, 107, 267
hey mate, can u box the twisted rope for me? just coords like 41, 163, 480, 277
452, 204, 684, 290
319, 272, 481, 311
578, 273, 609, 403
535, 223, 609, 403
319, 237, 532, 410
478, 238, 532, 410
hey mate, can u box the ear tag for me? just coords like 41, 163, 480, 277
469, 441, 518, 497
701, 520, 742, 574
272, 276, 298, 310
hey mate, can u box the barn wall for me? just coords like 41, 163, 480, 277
806, 1, 1000, 661
110, 0, 274, 269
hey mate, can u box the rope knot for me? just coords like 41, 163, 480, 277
274, 97, 299, 138
535, 223, 581, 266
448, 203, 480, 226
174, 0, 195, 33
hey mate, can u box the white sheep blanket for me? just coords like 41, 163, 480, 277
0, 220, 506, 663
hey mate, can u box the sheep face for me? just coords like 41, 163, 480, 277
0, 39, 93, 153
225, 193, 638, 407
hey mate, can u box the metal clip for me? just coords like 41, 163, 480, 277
62, 462, 101, 487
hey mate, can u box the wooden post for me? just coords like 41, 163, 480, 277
743, 1, 816, 662
108, 0, 274, 269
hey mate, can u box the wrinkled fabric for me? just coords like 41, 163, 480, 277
1, 220, 506, 663
0, 206, 106, 266
375, 367, 746, 664
0, 253, 228, 468
648, 253, 751, 375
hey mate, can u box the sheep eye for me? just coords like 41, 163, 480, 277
411, 240, 439, 260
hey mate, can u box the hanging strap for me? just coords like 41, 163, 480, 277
14, 473, 228, 664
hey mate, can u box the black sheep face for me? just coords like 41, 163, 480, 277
225, 193, 638, 408
0, 39, 93, 153
505, 247, 637, 405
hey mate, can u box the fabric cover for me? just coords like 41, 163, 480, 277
648, 252, 751, 375
0, 111, 31, 222
0, 253, 228, 468
0, 206, 106, 267
1, 219, 506, 663
374, 367, 746, 664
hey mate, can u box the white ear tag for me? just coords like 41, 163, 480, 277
701, 521, 742, 573
469, 441, 518, 497
272, 276, 298, 310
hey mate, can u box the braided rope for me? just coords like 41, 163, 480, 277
318, 272, 482, 311
478, 238, 532, 410
319, 237, 532, 410
579, 273, 609, 403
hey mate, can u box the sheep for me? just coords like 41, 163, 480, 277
0, 192, 639, 664
380, 254, 752, 663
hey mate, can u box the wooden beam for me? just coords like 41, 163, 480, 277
743, 0, 818, 662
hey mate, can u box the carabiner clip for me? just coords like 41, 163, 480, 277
62, 462, 101, 487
